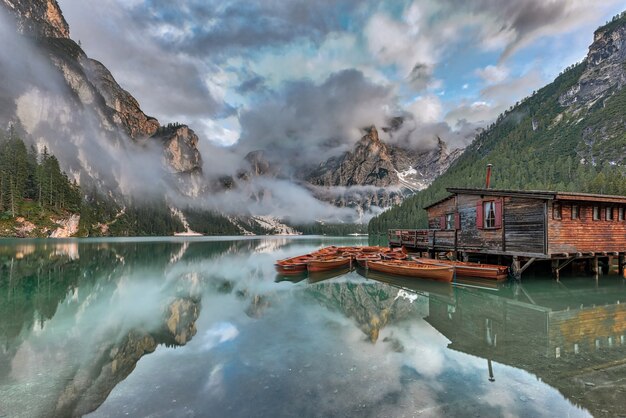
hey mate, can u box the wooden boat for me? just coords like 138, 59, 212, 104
366, 260, 454, 282
307, 256, 352, 272
416, 258, 509, 281
355, 253, 382, 267
380, 250, 408, 260
336, 246, 361, 253
312, 246, 339, 256
358, 246, 387, 253
274, 254, 315, 275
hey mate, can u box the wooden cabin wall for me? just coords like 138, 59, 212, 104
548, 202, 626, 254
428, 195, 547, 255
427, 198, 455, 230
427, 198, 456, 247
503, 198, 546, 254
456, 194, 503, 251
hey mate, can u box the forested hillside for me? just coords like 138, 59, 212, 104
369, 14, 626, 234
0, 126, 81, 232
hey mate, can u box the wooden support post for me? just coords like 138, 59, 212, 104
519, 258, 536, 277
554, 257, 577, 280
619, 253, 625, 278
593, 256, 599, 279
552, 259, 560, 280
512, 256, 521, 281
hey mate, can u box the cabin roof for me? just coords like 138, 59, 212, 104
423, 187, 626, 209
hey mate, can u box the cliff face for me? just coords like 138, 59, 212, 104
307, 126, 461, 209
308, 127, 399, 188
156, 125, 203, 174
0, 0, 202, 183
1, 0, 69, 38
560, 17, 626, 107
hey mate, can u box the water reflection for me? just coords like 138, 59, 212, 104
0, 237, 624, 417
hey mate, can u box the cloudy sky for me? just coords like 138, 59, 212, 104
59, 0, 625, 156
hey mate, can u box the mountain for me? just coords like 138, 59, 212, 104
0, 0, 202, 179
0, 0, 222, 237
308, 126, 461, 192
369, 11, 626, 234
238, 126, 461, 216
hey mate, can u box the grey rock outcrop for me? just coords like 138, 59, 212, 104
306, 126, 461, 209
1, 0, 69, 38
559, 17, 626, 107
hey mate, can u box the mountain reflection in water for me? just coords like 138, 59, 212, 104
0, 237, 624, 417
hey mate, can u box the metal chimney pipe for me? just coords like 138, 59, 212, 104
485, 164, 493, 189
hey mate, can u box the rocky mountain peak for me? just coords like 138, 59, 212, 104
366, 125, 380, 143
588, 16, 626, 67
1, 0, 69, 38
308, 126, 397, 188
559, 13, 626, 107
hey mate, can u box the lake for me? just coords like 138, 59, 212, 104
1, 236, 625, 417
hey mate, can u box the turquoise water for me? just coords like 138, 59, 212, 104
1, 236, 624, 417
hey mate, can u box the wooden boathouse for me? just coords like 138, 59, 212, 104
389, 187, 626, 279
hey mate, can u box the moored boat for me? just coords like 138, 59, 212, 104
367, 260, 454, 282
380, 248, 408, 260
274, 254, 315, 275
307, 256, 352, 272
355, 253, 382, 267
416, 258, 509, 280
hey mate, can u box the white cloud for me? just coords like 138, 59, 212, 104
407, 95, 443, 125
475, 65, 510, 85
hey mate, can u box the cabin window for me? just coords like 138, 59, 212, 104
484, 201, 496, 228
606, 207, 614, 221
477, 199, 501, 229
552, 203, 562, 220
571, 205, 579, 220
593, 206, 600, 220
620, 207, 624, 221
445, 213, 454, 230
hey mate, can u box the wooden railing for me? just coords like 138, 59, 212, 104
388, 229, 457, 249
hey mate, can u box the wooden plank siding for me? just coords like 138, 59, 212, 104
504, 198, 545, 254
456, 194, 502, 252
424, 195, 547, 255
392, 188, 626, 261
548, 201, 626, 254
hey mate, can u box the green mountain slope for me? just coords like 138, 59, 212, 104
369, 13, 626, 234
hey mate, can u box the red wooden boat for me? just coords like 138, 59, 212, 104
366, 260, 454, 282
356, 246, 386, 253
355, 253, 382, 267
274, 254, 315, 275
416, 259, 509, 281
312, 246, 339, 256
307, 256, 352, 272
380, 249, 408, 260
